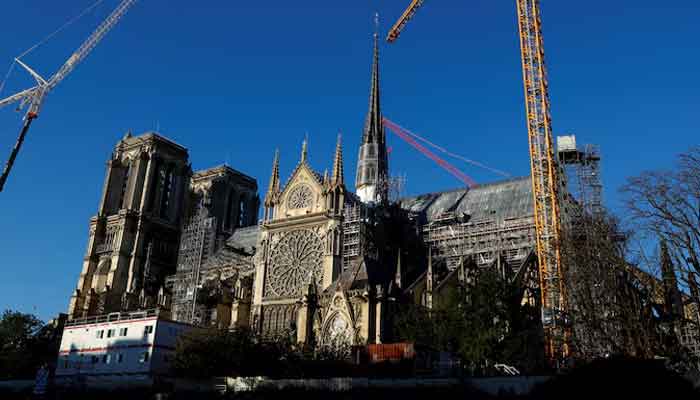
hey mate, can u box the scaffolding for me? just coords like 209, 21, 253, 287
423, 212, 536, 273
557, 135, 604, 217
166, 207, 217, 324
342, 203, 366, 270
387, 174, 407, 205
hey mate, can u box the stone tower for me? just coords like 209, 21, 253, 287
167, 165, 260, 323
68, 132, 190, 318
188, 165, 260, 246
355, 31, 389, 204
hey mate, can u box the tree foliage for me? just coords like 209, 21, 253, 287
0, 310, 59, 379
622, 146, 700, 305
620, 146, 700, 371
393, 268, 543, 375
560, 213, 661, 360
171, 328, 354, 379
173, 328, 277, 378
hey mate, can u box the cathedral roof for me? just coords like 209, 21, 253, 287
199, 226, 260, 275
202, 244, 254, 274
118, 131, 188, 155
225, 226, 260, 254
399, 176, 534, 223
322, 255, 396, 297
192, 165, 257, 187
323, 257, 371, 294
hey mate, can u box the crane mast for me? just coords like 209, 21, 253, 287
0, 0, 139, 192
515, 0, 567, 362
386, 0, 569, 363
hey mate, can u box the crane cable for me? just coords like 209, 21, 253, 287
386, 119, 513, 178
0, 0, 106, 98
407, 130, 512, 178
0, 63, 15, 99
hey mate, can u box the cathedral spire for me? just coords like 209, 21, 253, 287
265, 149, 280, 206
332, 133, 344, 186
395, 248, 403, 289
363, 14, 383, 146
355, 14, 389, 204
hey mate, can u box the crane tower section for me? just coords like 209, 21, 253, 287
516, 0, 567, 361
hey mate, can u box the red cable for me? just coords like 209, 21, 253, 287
383, 118, 477, 188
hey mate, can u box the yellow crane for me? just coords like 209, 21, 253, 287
387, 0, 568, 364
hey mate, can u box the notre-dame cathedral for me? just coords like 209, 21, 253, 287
67, 32, 542, 349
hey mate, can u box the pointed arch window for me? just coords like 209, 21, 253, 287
159, 165, 174, 219
118, 162, 131, 210
224, 189, 235, 231
147, 160, 161, 212
238, 195, 247, 227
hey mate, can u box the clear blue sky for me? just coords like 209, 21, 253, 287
0, 1, 697, 321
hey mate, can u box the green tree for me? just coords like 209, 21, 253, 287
172, 327, 316, 378
394, 268, 540, 375
172, 328, 257, 378
0, 310, 57, 379
172, 326, 362, 379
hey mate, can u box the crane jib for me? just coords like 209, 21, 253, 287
0, 0, 138, 192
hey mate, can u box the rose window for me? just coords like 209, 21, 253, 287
268, 229, 324, 297
287, 184, 313, 209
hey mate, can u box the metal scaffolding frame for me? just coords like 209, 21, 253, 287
422, 212, 537, 273
558, 135, 604, 217
166, 207, 217, 324
342, 203, 365, 270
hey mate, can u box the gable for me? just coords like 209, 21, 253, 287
276, 163, 325, 218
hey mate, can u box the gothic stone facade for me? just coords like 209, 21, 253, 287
68, 133, 260, 319
250, 138, 396, 347
67, 32, 545, 351
68, 133, 189, 318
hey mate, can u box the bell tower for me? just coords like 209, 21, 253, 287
68, 132, 190, 318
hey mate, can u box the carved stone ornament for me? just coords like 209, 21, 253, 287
267, 229, 324, 297
287, 184, 313, 209
322, 312, 353, 348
